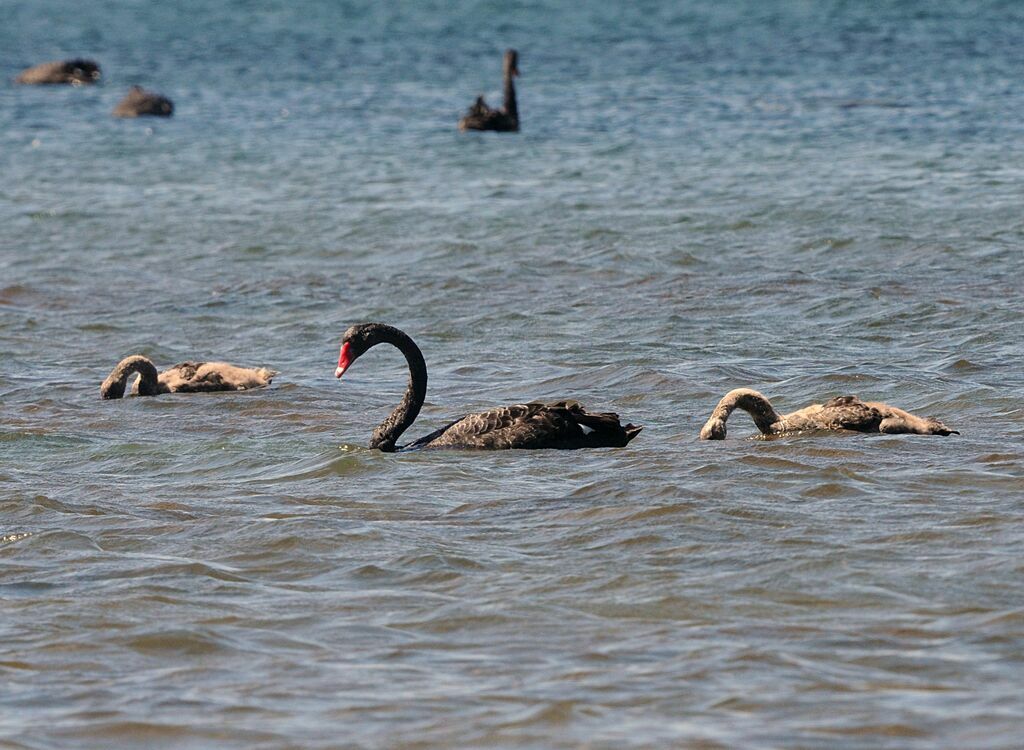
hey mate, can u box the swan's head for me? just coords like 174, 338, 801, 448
100, 375, 126, 399
335, 323, 379, 378
699, 417, 727, 440
504, 49, 519, 77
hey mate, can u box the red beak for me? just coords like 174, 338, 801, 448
335, 342, 353, 378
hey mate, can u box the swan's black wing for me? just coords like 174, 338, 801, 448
405, 400, 642, 450
820, 396, 884, 432
399, 417, 467, 451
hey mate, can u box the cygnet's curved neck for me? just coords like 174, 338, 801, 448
366, 326, 428, 452
101, 355, 160, 399
710, 388, 783, 435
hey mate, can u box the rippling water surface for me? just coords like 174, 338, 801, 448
2, 1, 1023, 747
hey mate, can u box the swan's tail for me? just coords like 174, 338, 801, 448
573, 405, 643, 448
926, 418, 958, 436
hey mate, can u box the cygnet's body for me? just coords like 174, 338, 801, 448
16, 59, 101, 85
112, 86, 174, 118
700, 388, 957, 440
101, 356, 275, 399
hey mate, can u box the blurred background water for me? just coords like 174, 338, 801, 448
1, 1, 1023, 747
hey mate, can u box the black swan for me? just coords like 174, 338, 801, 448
15, 59, 101, 85
112, 86, 174, 118
458, 49, 519, 132
101, 355, 275, 399
334, 323, 641, 451
699, 388, 958, 440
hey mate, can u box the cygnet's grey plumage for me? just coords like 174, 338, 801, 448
101, 355, 275, 399
700, 388, 957, 439
15, 59, 101, 85
112, 86, 174, 118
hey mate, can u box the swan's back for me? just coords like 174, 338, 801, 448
407, 401, 641, 450
113, 86, 174, 118
809, 395, 884, 432
16, 59, 101, 85
155, 362, 275, 393
787, 395, 956, 435
458, 101, 517, 132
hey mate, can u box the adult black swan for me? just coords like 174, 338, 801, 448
335, 323, 641, 451
699, 388, 958, 440
101, 355, 275, 398
458, 49, 520, 132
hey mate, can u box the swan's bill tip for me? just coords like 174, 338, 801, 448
335, 366, 346, 378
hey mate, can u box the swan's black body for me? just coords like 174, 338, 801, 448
458, 49, 520, 132
335, 323, 641, 452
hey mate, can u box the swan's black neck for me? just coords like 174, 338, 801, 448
503, 73, 517, 121
101, 355, 159, 399
502, 50, 518, 121
365, 326, 428, 452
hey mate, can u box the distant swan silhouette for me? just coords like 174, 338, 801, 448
101, 355, 275, 399
15, 59, 101, 85
112, 86, 174, 118
700, 388, 958, 439
335, 323, 640, 450
458, 49, 519, 132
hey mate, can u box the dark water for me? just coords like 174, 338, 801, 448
2, 1, 1023, 747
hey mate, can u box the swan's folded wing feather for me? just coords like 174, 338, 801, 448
155, 362, 203, 392
159, 361, 273, 393
158, 362, 212, 393
169, 362, 201, 378
820, 395, 884, 432
410, 401, 641, 450
458, 96, 518, 131
420, 403, 547, 449
400, 417, 468, 451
